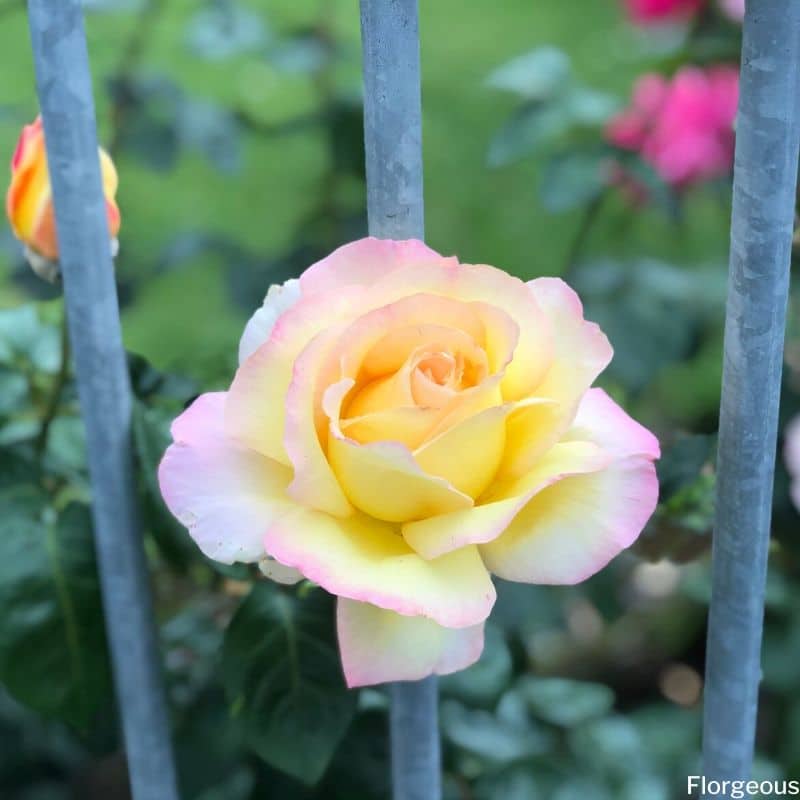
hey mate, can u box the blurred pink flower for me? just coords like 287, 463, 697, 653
718, 0, 744, 21
624, 0, 703, 24
785, 416, 800, 512
606, 66, 739, 187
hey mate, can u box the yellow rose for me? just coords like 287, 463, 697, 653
159, 238, 660, 686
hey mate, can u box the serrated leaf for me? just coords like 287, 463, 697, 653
517, 676, 615, 727
541, 149, 612, 213
487, 104, 572, 167
441, 699, 551, 764
485, 47, 571, 100
0, 486, 111, 729
220, 583, 355, 784
186, 4, 268, 61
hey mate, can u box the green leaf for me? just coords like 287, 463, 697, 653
487, 103, 572, 167
540, 149, 612, 213
0, 305, 61, 374
186, 4, 269, 61
0, 368, 28, 416
440, 624, 512, 706
485, 47, 571, 100
132, 402, 198, 571
516, 676, 615, 727
0, 486, 111, 729
568, 715, 646, 778
441, 699, 551, 764
220, 583, 355, 784
657, 435, 715, 502
474, 766, 542, 800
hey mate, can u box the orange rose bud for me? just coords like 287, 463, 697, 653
5, 116, 120, 262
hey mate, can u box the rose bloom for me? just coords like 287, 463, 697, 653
624, 0, 703, 24
6, 116, 120, 261
785, 416, 800, 512
607, 66, 739, 187
159, 239, 660, 686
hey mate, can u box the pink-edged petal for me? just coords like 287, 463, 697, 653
263, 507, 496, 627
226, 285, 363, 466
238, 278, 302, 364
337, 598, 484, 687
480, 456, 659, 584
158, 392, 295, 564
527, 277, 613, 406
285, 341, 353, 517
500, 278, 613, 479
565, 388, 661, 460
403, 441, 609, 559
299, 237, 454, 297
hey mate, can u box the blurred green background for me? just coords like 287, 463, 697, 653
2, 2, 799, 800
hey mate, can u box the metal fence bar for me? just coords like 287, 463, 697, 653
702, 1, 800, 790
359, 2, 440, 799
26, 4, 181, 800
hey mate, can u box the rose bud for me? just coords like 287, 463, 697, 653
5, 116, 120, 281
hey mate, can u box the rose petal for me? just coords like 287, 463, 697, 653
263, 507, 496, 627
337, 598, 484, 687
528, 277, 613, 407
403, 440, 609, 559
158, 393, 295, 564
329, 429, 475, 522
299, 237, 454, 297
372, 260, 552, 400
238, 278, 302, 363
563, 387, 661, 460
480, 456, 659, 584
500, 278, 613, 479
413, 401, 517, 499
285, 338, 354, 517
226, 285, 362, 466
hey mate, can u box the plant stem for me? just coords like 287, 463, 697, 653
35, 306, 70, 460
562, 188, 608, 283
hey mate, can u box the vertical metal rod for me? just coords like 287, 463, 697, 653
703, 1, 800, 790
26, 5, 180, 800
359, 2, 439, 799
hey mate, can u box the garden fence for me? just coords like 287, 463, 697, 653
24, 1, 800, 799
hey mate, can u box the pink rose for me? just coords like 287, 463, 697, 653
607, 65, 739, 187
159, 238, 660, 687
624, 0, 703, 24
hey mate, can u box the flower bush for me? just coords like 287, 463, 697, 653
607, 66, 739, 187
159, 238, 660, 686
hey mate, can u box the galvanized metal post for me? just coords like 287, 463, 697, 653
703, 1, 800, 791
358, 2, 440, 799
26, 4, 180, 800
